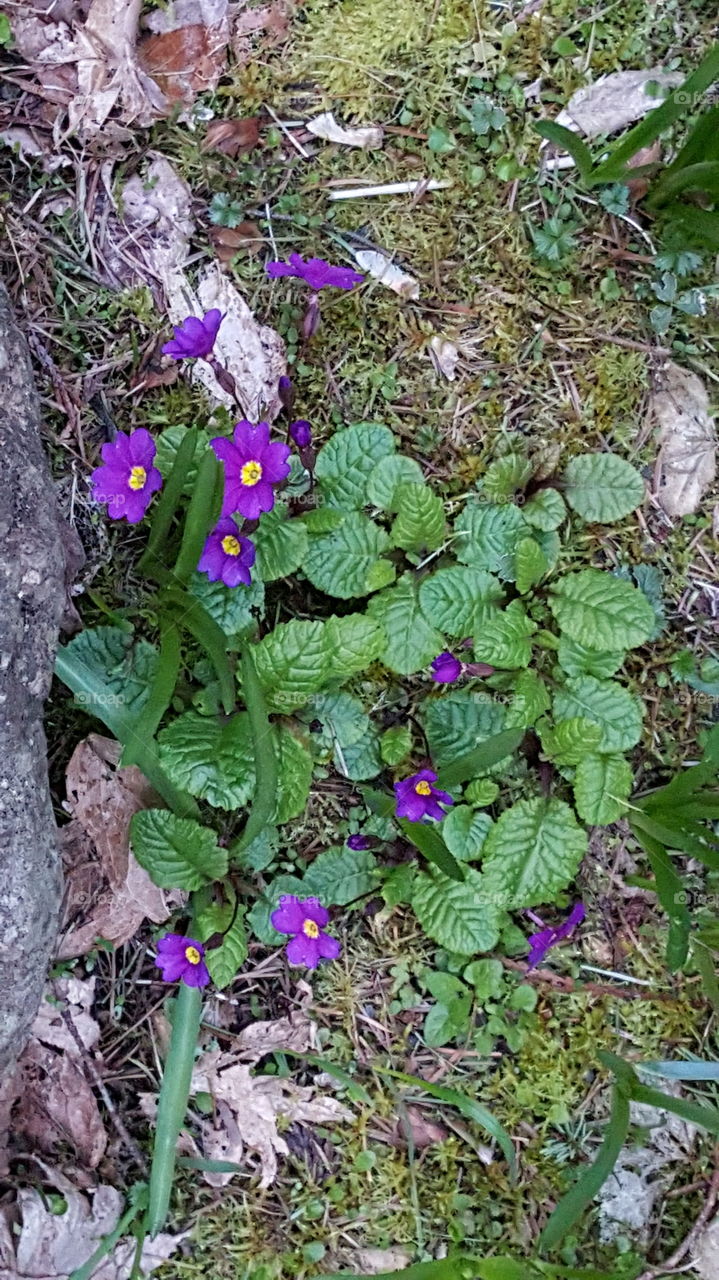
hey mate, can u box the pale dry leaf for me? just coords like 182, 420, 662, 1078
554, 69, 683, 139
231, 1, 291, 62
138, 0, 231, 106
350, 1248, 413, 1275
118, 154, 194, 281
31, 977, 100, 1055
0, 1179, 186, 1280
429, 334, 459, 381
693, 1214, 719, 1280
58, 735, 182, 958
234, 1012, 317, 1061
306, 111, 384, 150
190, 1051, 352, 1187
353, 249, 420, 300
651, 361, 716, 517
13, 1039, 107, 1168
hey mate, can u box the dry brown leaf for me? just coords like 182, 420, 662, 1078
138, 0, 231, 108
232, 2, 291, 62
349, 1248, 413, 1275
234, 1011, 316, 1061
429, 334, 459, 381
57, 735, 182, 958
651, 362, 717, 518
209, 221, 265, 262
190, 1051, 352, 1187
202, 117, 261, 156
554, 69, 683, 139
306, 111, 384, 150
353, 249, 420, 300
0, 1169, 185, 1279
400, 1104, 449, 1148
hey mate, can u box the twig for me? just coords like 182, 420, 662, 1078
636, 1147, 719, 1280
501, 957, 678, 1002
60, 1006, 148, 1174
263, 102, 310, 158
328, 179, 452, 200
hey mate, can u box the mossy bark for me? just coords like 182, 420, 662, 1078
0, 284, 71, 1075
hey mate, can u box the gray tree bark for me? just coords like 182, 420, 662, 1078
0, 284, 71, 1076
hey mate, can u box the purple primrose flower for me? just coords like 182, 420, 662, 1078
155, 933, 211, 987
90, 428, 163, 523
394, 768, 454, 822
266, 253, 364, 291
290, 419, 313, 449
431, 651, 463, 683
527, 902, 585, 969
198, 517, 256, 587
162, 309, 223, 360
278, 374, 294, 412
270, 895, 341, 969
347, 833, 372, 851
211, 420, 291, 521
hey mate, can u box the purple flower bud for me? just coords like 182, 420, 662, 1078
290, 419, 313, 449
278, 375, 294, 413
302, 295, 321, 342
431, 652, 463, 683
347, 834, 372, 851
162, 309, 223, 360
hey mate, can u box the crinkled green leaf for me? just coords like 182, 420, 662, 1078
475, 599, 536, 669
253, 503, 309, 581
418, 566, 505, 638
390, 482, 447, 552
564, 453, 645, 523
130, 810, 227, 890
411, 867, 501, 955
482, 454, 532, 501
336, 733, 383, 781
421, 688, 506, 769
553, 675, 644, 753
325, 613, 386, 679
540, 716, 603, 766
368, 575, 444, 674
299, 506, 346, 533
303, 845, 380, 905
515, 536, 548, 593
442, 805, 494, 860
454, 501, 528, 580
465, 779, 499, 806
482, 798, 588, 908
189, 572, 264, 642
158, 711, 255, 809
380, 724, 413, 766
253, 619, 330, 711
206, 908, 248, 989
275, 726, 313, 823
573, 754, 633, 825
523, 487, 567, 531
506, 670, 550, 728
304, 511, 394, 598
300, 692, 368, 755
550, 569, 655, 651
315, 422, 395, 508
557, 635, 624, 679
65, 626, 158, 718
366, 454, 424, 509
155, 425, 210, 493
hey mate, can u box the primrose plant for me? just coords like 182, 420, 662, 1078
57, 249, 676, 1235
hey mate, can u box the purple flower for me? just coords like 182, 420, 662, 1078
278, 375, 295, 413
270, 895, 341, 969
155, 933, 211, 987
431, 652, 463, 683
394, 769, 454, 822
527, 902, 585, 969
290, 419, 312, 449
266, 253, 364, 291
90, 428, 163, 524
347, 833, 371, 851
198, 517, 255, 587
211, 421, 291, 521
162, 309, 223, 360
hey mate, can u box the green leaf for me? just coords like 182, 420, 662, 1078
540, 717, 604, 766
465, 958, 505, 1000
366, 454, 424, 508
424, 977, 472, 1047
367, 575, 444, 674
338, 734, 383, 781
399, 818, 465, 881
189, 572, 264, 642
550, 569, 655, 651
523, 487, 566, 531
304, 512, 394, 598
475, 599, 536, 668
563, 454, 645, 523
412, 866, 501, 955
154, 425, 209, 493
515, 537, 548, 593
482, 454, 532, 501
300, 506, 346, 533
533, 119, 595, 180
422, 688, 506, 769
553, 675, 644, 753
556, 636, 624, 679
390, 483, 447, 552
206, 909, 248, 989
454, 501, 528, 579
418, 566, 505, 638
253, 619, 330, 711
365, 559, 397, 592
481, 798, 588, 908
63, 626, 158, 718
380, 725, 413, 766
506, 670, 550, 729
442, 806, 493, 860
253, 503, 309, 581
325, 613, 386, 679
276, 726, 313, 823
315, 422, 395, 508
437, 728, 524, 788
164, 586, 235, 714
302, 845, 380, 905
158, 712, 255, 809
465, 779, 499, 806
574, 754, 633, 824
300, 692, 368, 754
130, 810, 227, 889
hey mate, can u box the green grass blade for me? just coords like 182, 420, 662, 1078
377, 1067, 517, 1181
172, 449, 222, 586
139, 427, 199, 581
640, 1059, 719, 1081
664, 105, 719, 172
164, 587, 235, 715
628, 823, 690, 969
229, 646, 279, 855
121, 622, 181, 767
436, 728, 525, 789
691, 938, 719, 1015
629, 1081, 719, 1133
320, 1256, 476, 1280
147, 983, 203, 1236
630, 811, 719, 868
669, 204, 719, 250
69, 1190, 147, 1280
398, 818, 465, 881
649, 160, 719, 206
533, 120, 595, 180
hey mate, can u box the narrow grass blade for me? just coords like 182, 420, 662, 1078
229, 646, 279, 855
436, 728, 525, 789
121, 622, 181, 767
320, 1259, 475, 1280
664, 105, 719, 171
640, 1060, 719, 1081
628, 824, 690, 970
172, 449, 222, 586
649, 160, 719, 206
399, 818, 465, 881
139, 427, 198, 580
284, 1050, 373, 1104
164, 587, 235, 715
377, 1067, 517, 1181
147, 983, 203, 1236
670, 205, 719, 250
533, 120, 595, 180
69, 1190, 147, 1280
629, 1081, 719, 1133
691, 938, 719, 1015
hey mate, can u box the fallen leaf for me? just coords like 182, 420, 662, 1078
57, 735, 183, 958
349, 1248, 413, 1275
117, 154, 194, 282
352, 249, 420, 300
189, 1051, 352, 1187
232, 2, 291, 62
429, 334, 459, 381
138, 0, 231, 108
553, 69, 683, 139
693, 1213, 719, 1280
400, 1104, 449, 1148
306, 111, 384, 150
202, 117, 261, 156
0, 1167, 186, 1279
234, 1011, 317, 1061
651, 362, 717, 517
209, 220, 265, 262
624, 140, 662, 201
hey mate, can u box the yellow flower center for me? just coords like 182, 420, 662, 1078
221, 534, 241, 556
185, 945, 201, 965
302, 919, 320, 939
128, 466, 147, 491
415, 780, 432, 796
241, 460, 263, 487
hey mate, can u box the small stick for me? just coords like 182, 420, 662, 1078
60, 1006, 148, 1173
328, 179, 452, 200
264, 103, 310, 158
636, 1147, 719, 1280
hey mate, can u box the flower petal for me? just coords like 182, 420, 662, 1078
286, 932, 321, 968
183, 959, 211, 987
270, 895, 306, 934
301, 898, 329, 927
317, 932, 341, 960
